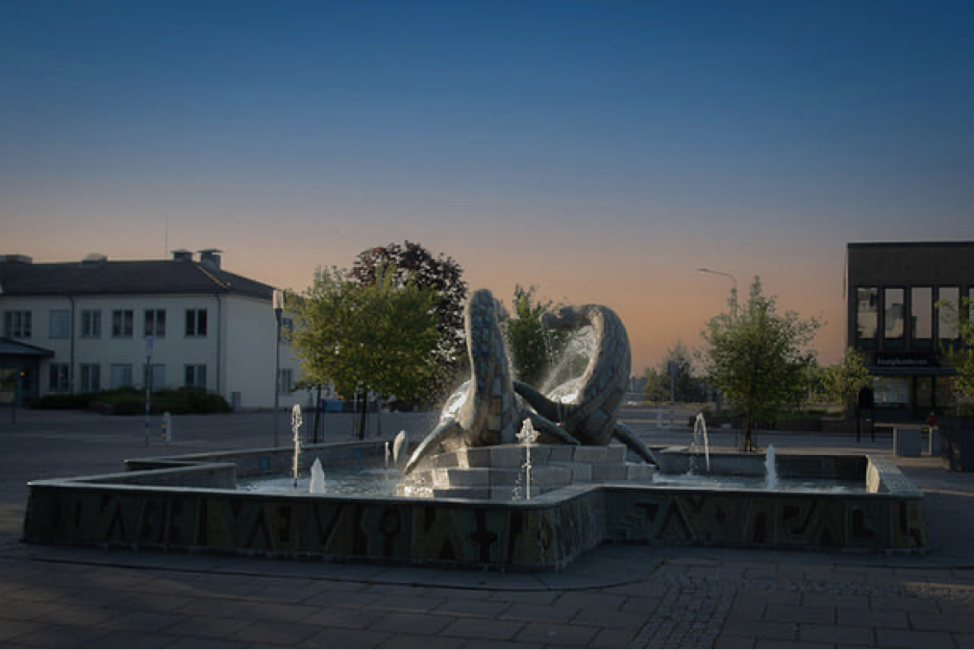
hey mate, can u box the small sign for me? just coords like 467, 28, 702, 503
145, 336, 154, 358
667, 361, 678, 377
875, 353, 938, 368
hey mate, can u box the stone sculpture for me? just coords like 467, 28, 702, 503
403, 289, 576, 474
513, 304, 660, 466
404, 290, 659, 474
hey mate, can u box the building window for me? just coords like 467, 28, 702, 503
144, 309, 166, 338
3, 310, 32, 339
112, 310, 134, 338
110, 364, 133, 389
856, 287, 878, 346
185, 309, 208, 337
910, 287, 933, 348
80, 364, 101, 392
185, 364, 207, 388
884, 287, 905, 347
144, 363, 165, 390
49, 363, 70, 391
872, 376, 909, 408
939, 287, 960, 341
278, 368, 293, 394
80, 310, 102, 339
49, 310, 71, 340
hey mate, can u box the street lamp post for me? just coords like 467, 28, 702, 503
698, 267, 738, 415
697, 267, 738, 314
273, 289, 284, 448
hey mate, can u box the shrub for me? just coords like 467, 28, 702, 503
31, 387, 231, 415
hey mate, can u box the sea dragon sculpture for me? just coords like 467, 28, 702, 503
513, 304, 660, 466
403, 289, 576, 475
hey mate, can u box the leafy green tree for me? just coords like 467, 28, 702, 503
288, 264, 441, 438
701, 277, 820, 451
819, 348, 870, 416
503, 285, 568, 387
642, 367, 668, 403
350, 241, 467, 389
938, 295, 974, 407
642, 342, 705, 403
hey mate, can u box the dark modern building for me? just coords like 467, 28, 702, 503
846, 241, 974, 420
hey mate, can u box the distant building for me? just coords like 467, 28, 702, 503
0, 250, 304, 410
846, 241, 974, 420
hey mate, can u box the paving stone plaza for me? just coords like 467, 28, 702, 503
2, 406, 974, 648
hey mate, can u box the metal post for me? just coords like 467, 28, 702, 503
144, 336, 153, 446
273, 290, 284, 448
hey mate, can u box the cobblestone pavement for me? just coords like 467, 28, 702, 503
2, 407, 974, 648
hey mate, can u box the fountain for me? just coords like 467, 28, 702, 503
765, 444, 778, 489
309, 457, 325, 494
392, 430, 407, 467
516, 418, 539, 500
691, 413, 711, 474
291, 404, 302, 488
21, 289, 930, 570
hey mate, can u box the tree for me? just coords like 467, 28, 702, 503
288, 265, 441, 438
503, 285, 568, 387
642, 342, 704, 403
819, 348, 870, 416
701, 277, 820, 452
642, 367, 668, 403
938, 295, 974, 408
350, 241, 467, 386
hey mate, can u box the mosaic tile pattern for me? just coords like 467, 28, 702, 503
23, 454, 927, 570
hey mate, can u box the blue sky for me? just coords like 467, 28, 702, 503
3, 0, 973, 371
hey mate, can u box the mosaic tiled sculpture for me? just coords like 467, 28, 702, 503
513, 304, 660, 466
403, 289, 576, 474
403, 291, 660, 474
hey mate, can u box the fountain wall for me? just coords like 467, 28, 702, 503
22, 441, 928, 571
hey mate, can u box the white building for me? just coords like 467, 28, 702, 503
0, 250, 305, 410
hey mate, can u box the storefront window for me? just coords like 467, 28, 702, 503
911, 287, 933, 348
872, 376, 909, 407
939, 287, 960, 341
856, 287, 878, 346
884, 288, 905, 347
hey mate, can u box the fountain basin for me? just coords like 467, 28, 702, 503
22, 441, 928, 571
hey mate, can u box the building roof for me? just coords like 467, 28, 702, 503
0, 337, 54, 357
0, 257, 275, 300
848, 241, 974, 250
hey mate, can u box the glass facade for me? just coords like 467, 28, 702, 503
910, 287, 932, 346
883, 287, 905, 346
939, 287, 959, 340
848, 241, 973, 420
856, 287, 878, 345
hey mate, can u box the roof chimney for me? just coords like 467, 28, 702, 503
198, 248, 222, 270
81, 253, 107, 267
172, 249, 193, 263
1, 254, 33, 264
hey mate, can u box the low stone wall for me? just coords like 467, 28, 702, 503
21, 443, 928, 571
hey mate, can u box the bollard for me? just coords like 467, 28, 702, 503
162, 411, 172, 444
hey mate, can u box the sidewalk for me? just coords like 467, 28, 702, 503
2, 407, 974, 648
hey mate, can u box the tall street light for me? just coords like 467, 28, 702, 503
697, 267, 738, 314
697, 268, 738, 415
273, 289, 284, 448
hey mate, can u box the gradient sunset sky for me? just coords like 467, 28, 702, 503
3, 1, 973, 373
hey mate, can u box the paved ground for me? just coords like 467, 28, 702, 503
2, 406, 974, 648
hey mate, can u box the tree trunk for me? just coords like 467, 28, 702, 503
357, 395, 368, 441
312, 386, 322, 443
741, 414, 757, 453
